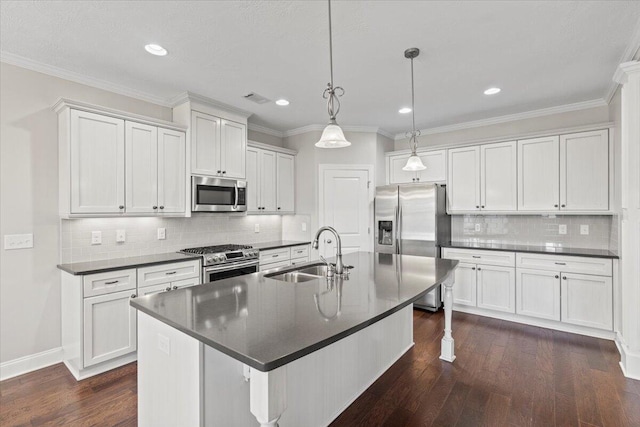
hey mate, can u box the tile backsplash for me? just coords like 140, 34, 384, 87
60, 215, 282, 263
451, 215, 616, 250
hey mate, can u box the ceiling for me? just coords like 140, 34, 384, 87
1, 1, 639, 136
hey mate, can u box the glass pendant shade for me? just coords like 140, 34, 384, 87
403, 153, 426, 171
315, 123, 351, 148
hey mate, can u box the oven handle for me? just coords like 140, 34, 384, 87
204, 259, 259, 273
233, 185, 239, 210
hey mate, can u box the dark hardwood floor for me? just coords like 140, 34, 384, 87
1, 310, 639, 426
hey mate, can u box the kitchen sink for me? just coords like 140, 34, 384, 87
296, 265, 329, 276
265, 262, 328, 283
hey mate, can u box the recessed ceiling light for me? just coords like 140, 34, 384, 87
144, 44, 167, 56
275, 99, 290, 106
398, 107, 412, 114
484, 87, 501, 95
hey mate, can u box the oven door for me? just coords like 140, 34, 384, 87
192, 176, 247, 212
203, 260, 259, 283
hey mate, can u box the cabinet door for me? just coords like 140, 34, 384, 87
481, 141, 517, 211
276, 153, 295, 213
560, 130, 609, 211
416, 150, 447, 182
191, 111, 220, 176
246, 147, 261, 212
70, 110, 125, 213
260, 150, 277, 212
171, 277, 200, 290
125, 121, 158, 213
220, 120, 246, 179
452, 262, 477, 307
447, 146, 480, 211
561, 273, 612, 330
139, 283, 170, 296
477, 265, 515, 313
388, 154, 416, 184
518, 136, 560, 211
158, 128, 186, 213
83, 290, 137, 367
516, 268, 560, 321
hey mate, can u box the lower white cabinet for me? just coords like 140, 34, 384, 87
561, 273, 613, 330
83, 290, 137, 367
477, 265, 515, 313
259, 245, 311, 271
516, 268, 561, 321
452, 262, 477, 307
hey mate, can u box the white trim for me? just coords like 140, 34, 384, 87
169, 91, 253, 119
284, 124, 393, 139
615, 332, 640, 380
605, 20, 640, 102
614, 61, 640, 85
393, 99, 608, 140
1, 51, 172, 107
247, 140, 297, 156
63, 353, 137, 381
248, 123, 285, 138
0, 347, 63, 381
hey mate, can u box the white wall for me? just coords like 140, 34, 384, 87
247, 129, 283, 147
0, 62, 172, 364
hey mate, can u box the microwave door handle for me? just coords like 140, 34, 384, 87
233, 185, 239, 210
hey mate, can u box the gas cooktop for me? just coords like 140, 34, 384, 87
179, 244, 258, 267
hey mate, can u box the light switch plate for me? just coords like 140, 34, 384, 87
580, 224, 589, 235
4, 234, 34, 250
475, 224, 481, 232
157, 228, 166, 240
302, 222, 307, 232
559, 224, 567, 235
254, 223, 260, 233
91, 231, 102, 245
116, 229, 126, 243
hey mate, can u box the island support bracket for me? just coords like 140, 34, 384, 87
249, 365, 288, 427
440, 275, 456, 362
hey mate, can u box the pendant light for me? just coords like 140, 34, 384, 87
316, 0, 351, 148
402, 48, 426, 171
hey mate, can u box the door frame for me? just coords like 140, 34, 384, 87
318, 164, 375, 253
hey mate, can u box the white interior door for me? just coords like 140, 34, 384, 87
319, 166, 372, 258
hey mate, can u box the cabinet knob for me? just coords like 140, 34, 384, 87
477, 267, 482, 271
555, 275, 559, 279
472, 267, 476, 270
165, 286, 172, 292
561, 204, 566, 208
119, 205, 125, 209
153, 206, 158, 209
481, 205, 485, 208
476, 206, 480, 209
277, 207, 281, 210
222, 171, 226, 174
562, 276, 567, 280
217, 170, 221, 174
412, 178, 415, 182
416, 178, 420, 181
554, 204, 559, 208
159, 206, 164, 209
172, 286, 178, 290
130, 294, 137, 299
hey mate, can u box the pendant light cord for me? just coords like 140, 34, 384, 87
411, 56, 416, 136
328, 0, 334, 87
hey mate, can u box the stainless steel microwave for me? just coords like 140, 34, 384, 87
191, 176, 247, 212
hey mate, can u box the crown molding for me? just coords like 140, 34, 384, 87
393, 99, 608, 140
169, 91, 253, 119
283, 124, 393, 139
613, 61, 640, 85
247, 123, 285, 138
605, 19, 640, 103
1, 51, 173, 107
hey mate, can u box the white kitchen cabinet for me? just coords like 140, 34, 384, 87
560, 130, 609, 211
518, 136, 560, 211
447, 146, 480, 211
139, 283, 170, 296
561, 273, 613, 330
260, 150, 277, 212
277, 153, 295, 213
516, 268, 561, 321
157, 128, 187, 213
480, 141, 517, 211
259, 245, 311, 271
220, 119, 247, 179
387, 150, 446, 184
452, 262, 477, 307
83, 290, 137, 367
125, 122, 158, 213
70, 109, 125, 214
246, 147, 260, 212
476, 265, 515, 313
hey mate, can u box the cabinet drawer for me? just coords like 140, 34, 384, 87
172, 277, 200, 290
83, 269, 137, 298
290, 245, 309, 259
259, 259, 291, 272
515, 253, 612, 276
137, 260, 200, 288
442, 248, 515, 267
290, 256, 310, 266
259, 247, 291, 265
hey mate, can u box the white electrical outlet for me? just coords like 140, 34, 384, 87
559, 224, 567, 235
91, 231, 102, 245
157, 228, 166, 240
116, 229, 126, 243
4, 234, 34, 250
302, 222, 307, 232
475, 224, 481, 232
157, 334, 170, 356
254, 223, 260, 233
580, 224, 589, 235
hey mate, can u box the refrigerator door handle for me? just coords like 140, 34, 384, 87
397, 204, 403, 254
395, 205, 400, 254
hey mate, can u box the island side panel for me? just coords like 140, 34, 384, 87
137, 312, 202, 427
202, 305, 414, 427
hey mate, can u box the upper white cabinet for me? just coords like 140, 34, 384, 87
518, 136, 560, 211
480, 141, 517, 211
387, 150, 446, 184
247, 142, 296, 214
447, 146, 480, 211
57, 100, 187, 217
560, 130, 609, 211
190, 112, 246, 179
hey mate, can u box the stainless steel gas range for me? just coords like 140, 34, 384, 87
180, 244, 259, 283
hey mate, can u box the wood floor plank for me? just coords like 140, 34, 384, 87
555, 392, 580, 427
571, 352, 604, 426
481, 392, 511, 427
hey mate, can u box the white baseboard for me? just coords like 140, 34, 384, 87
615, 332, 640, 380
0, 347, 63, 381
64, 353, 137, 381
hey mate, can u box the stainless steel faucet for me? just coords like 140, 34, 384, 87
312, 226, 345, 276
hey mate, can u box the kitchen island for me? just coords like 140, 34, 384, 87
131, 252, 458, 427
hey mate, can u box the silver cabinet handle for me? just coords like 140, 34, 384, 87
555, 262, 566, 265
472, 256, 481, 259
105, 280, 119, 285
165, 271, 177, 275
272, 254, 279, 258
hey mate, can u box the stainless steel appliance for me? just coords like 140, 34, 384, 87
180, 244, 259, 283
192, 176, 247, 212
374, 183, 451, 311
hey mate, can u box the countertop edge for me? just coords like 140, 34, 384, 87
57, 254, 203, 276
252, 241, 311, 250
441, 243, 619, 259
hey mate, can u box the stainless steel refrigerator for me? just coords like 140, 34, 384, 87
374, 183, 451, 311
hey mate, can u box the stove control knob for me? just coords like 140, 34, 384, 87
206, 256, 214, 264
212, 256, 221, 262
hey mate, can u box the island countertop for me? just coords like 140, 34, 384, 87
130, 251, 458, 372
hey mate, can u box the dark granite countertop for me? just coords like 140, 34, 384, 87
57, 252, 202, 275
130, 252, 458, 372
250, 240, 311, 251
442, 241, 619, 259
